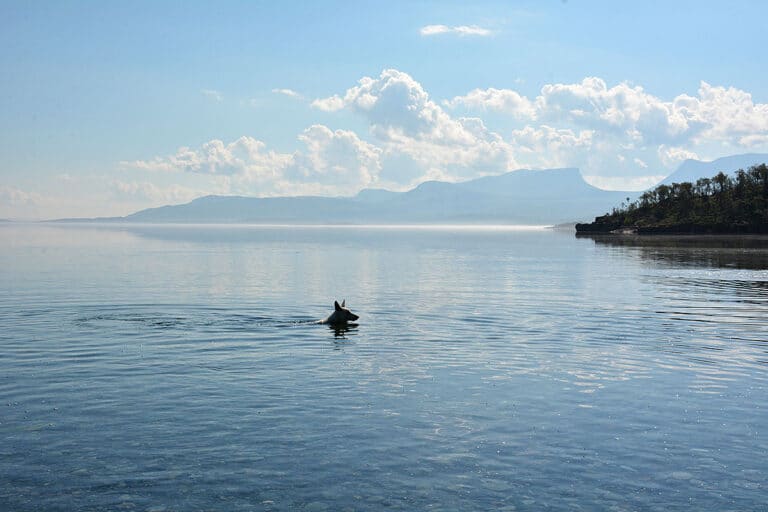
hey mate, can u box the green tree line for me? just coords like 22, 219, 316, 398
576, 164, 768, 234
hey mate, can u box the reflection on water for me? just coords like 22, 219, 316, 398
328, 322, 359, 340
1, 224, 767, 511
577, 233, 768, 269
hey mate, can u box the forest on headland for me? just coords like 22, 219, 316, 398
576, 164, 768, 234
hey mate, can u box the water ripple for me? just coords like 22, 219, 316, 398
1, 225, 767, 511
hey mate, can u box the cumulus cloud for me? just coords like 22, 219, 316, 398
312, 69, 517, 182
445, 76, 768, 187
509, 125, 594, 169
124, 127, 384, 197
420, 24, 493, 37
658, 145, 699, 167
134, 69, 522, 197
311, 95, 345, 112
739, 134, 768, 147
445, 87, 536, 118
272, 88, 302, 99
450, 77, 695, 143
687, 82, 768, 141
449, 77, 768, 148
126, 70, 768, 200
283, 125, 382, 195
122, 136, 291, 184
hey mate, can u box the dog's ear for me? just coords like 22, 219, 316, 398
341, 299, 346, 307
334, 300, 342, 311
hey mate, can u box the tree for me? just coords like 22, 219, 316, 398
576, 164, 768, 234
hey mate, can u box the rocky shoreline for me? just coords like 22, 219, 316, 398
575, 221, 768, 235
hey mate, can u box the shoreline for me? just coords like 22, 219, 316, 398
575, 231, 768, 240
576, 228, 768, 241
575, 224, 768, 236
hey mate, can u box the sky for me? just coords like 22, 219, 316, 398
2, 0, 768, 219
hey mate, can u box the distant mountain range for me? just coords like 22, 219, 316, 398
660, 153, 768, 185
59, 153, 768, 225
118, 168, 630, 225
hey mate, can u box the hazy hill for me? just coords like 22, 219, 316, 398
661, 153, 768, 185
352, 188, 401, 203
125, 196, 362, 224
121, 168, 629, 225
369, 168, 631, 223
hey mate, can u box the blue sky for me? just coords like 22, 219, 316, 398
2, 0, 768, 219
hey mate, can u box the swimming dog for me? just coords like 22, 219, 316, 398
320, 300, 359, 325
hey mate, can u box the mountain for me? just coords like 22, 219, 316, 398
125, 195, 361, 223
661, 153, 768, 185
370, 168, 631, 223
352, 188, 401, 203
66, 155, 768, 225
119, 168, 630, 225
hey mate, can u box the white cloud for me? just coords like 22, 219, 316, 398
658, 145, 699, 167
130, 69, 525, 195
201, 89, 223, 102
272, 88, 302, 99
311, 95, 345, 112
536, 77, 695, 144
125, 70, 768, 203
451, 77, 694, 143
687, 82, 768, 141
312, 69, 517, 183
739, 134, 768, 147
508, 125, 594, 170
445, 76, 768, 185
449, 77, 768, 150
283, 125, 382, 195
420, 24, 493, 37
122, 136, 292, 185
445, 87, 536, 118
124, 126, 384, 197
0, 186, 41, 206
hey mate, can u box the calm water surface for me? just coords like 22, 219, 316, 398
1, 224, 767, 511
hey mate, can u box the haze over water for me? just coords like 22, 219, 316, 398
2, 224, 767, 511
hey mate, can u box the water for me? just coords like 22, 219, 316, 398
2, 224, 767, 511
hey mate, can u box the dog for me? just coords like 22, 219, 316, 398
320, 300, 359, 325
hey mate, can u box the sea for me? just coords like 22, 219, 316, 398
1, 223, 767, 511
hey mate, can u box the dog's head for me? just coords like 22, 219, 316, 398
334, 299, 359, 322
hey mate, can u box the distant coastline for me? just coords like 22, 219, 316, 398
34, 220, 554, 231
45, 168, 632, 226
